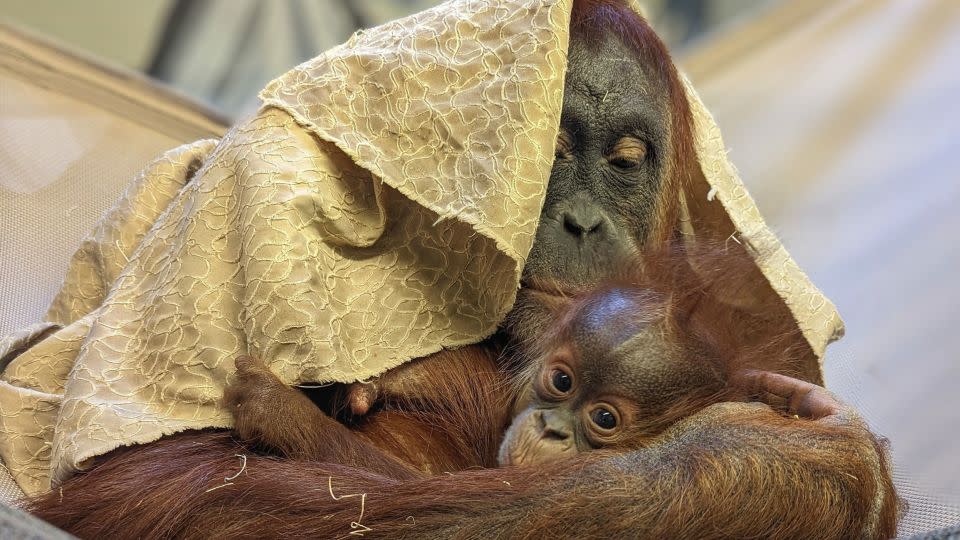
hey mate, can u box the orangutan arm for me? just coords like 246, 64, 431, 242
314, 395, 899, 540
224, 355, 417, 478
31, 372, 897, 540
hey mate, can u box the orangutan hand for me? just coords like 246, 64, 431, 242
733, 369, 852, 422
224, 355, 325, 448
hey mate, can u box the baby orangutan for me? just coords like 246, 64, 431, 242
212, 249, 899, 539
227, 263, 811, 474
499, 285, 735, 466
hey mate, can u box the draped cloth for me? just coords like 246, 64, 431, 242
0, 0, 842, 496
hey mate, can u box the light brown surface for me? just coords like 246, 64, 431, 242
685, 0, 960, 534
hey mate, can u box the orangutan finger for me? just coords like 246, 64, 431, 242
734, 370, 843, 420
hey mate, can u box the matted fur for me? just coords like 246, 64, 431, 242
27, 410, 898, 539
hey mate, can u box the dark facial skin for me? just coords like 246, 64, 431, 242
522, 30, 673, 288
498, 287, 722, 466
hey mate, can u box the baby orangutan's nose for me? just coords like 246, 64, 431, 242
538, 409, 573, 441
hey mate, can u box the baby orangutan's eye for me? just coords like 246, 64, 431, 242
550, 368, 573, 394
591, 406, 618, 430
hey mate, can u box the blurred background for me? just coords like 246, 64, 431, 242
1, 0, 958, 536
0, 0, 774, 118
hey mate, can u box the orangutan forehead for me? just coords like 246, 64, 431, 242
561, 33, 670, 141
564, 31, 665, 94
568, 288, 666, 359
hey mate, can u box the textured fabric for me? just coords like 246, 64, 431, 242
903, 524, 960, 540
0, 0, 841, 497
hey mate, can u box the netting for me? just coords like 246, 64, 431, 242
0, 24, 224, 505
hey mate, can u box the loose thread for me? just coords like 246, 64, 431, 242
297, 382, 336, 389
724, 230, 743, 253
205, 454, 247, 492
225, 454, 247, 481
327, 477, 371, 536
115, 239, 131, 263
204, 482, 234, 493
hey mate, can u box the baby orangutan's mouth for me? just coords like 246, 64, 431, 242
499, 435, 576, 467
498, 407, 578, 467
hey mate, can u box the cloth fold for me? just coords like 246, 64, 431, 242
0, 0, 842, 496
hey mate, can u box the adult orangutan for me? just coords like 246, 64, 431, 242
26, 1, 899, 538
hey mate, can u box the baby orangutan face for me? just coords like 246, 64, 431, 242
498, 286, 724, 466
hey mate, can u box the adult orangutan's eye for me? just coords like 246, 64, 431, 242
609, 158, 638, 169
591, 406, 618, 430
550, 368, 573, 394
607, 137, 648, 170
555, 129, 574, 160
